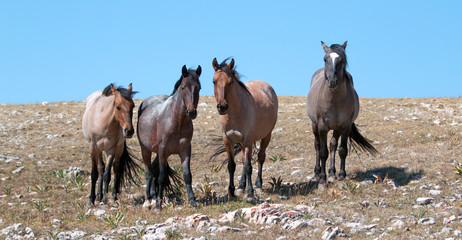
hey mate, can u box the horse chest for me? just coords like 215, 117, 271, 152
224, 129, 244, 143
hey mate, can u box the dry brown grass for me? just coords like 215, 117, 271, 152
1, 96, 461, 239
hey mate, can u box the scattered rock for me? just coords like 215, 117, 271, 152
11, 166, 24, 174
322, 226, 345, 240
416, 197, 435, 205
418, 217, 436, 225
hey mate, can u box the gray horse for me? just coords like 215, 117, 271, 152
306, 41, 378, 185
137, 65, 201, 209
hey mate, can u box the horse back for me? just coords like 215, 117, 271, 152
82, 90, 116, 143
137, 95, 171, 151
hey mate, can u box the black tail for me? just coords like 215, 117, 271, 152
116, 141, 142, 192
151, 156, 183, 198
349, 123, 379, 156
208, 136, 258, 169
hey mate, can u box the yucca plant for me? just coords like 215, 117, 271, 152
103, 212, 125, 229
455, 163, 462, 175
268, 176, 283, 193
269, 155, 286, 163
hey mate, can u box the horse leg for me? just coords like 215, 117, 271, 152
224, 138, 236, 198
243, 143, 255, 201
312, 123, 321, 180
111, 148, 123, 202
156, 150, 168, 209
328, 130, 341, 183
140, 146, 154, 208
256, 134, 271, 192
318, 129, 329, 185
102, 154, 114, 204
180, 146, 197, 207
237, 144, 246, 196
96, 152, 105, 202
338, 129, 350, 181
89, 147, 101, 206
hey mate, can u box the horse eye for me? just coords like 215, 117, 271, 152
116, 106, 121, 110
213, 81, 216, 85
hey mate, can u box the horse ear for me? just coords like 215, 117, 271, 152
342, 41, 348, 49
321, 41, 329, 52
196, 65, 202, 76
228, 58, 235, 70
128, 83, 132, 93
182, 65, 188, 77
212, 58, 219, 71
111, 84, 118, 95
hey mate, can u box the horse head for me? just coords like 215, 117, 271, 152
176, 65, 201, 119
321, 41, 348, 90
212, 58, 237, 115
112, 83, 135, 138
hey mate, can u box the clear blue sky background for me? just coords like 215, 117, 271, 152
1, 1, 461, 104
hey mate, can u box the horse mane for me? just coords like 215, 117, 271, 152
171, 69, 201, 96
102, 84, 137, 99
217, 58, 251, 95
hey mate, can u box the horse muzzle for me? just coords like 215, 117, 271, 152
123, 128, 135, 138
186, 109, 197, 119
217, 103, 228, 115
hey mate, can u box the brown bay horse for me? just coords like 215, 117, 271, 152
82, 84, 140, 205
211, 58, 278, 201
306, 41, 378, 185
137, 65, 201, 209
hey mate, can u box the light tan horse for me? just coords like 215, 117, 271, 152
306, 41, 378, 185
82, 83, 140, 205
211, 58, 278, 201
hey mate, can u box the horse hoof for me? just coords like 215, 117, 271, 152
246, 195, 257, 203
328, 176, 336, 184
255, 188, 263, 195
142, 199, 152, 209
338, 175, 346, 181
235, 189, 245, 197
190, 200, 198, 208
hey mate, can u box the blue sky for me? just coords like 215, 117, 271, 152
1, 1, 461, 104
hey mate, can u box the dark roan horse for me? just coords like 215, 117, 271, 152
306, 41, 378, 185
137, 65, 201, 209
82, 84, 140, 205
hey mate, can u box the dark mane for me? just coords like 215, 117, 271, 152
217, 58, 251, 95
171, 69, 201, 96
102, 84, 137, 99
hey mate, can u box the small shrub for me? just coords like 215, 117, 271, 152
342, 180, 359, 194
103, 212, 125, 229
70, 175, 86, 191
268, 176, 283, 193
165, 228, 181, 240
51, 169, 68, 179
33, 199, 47, 212
455, 163, 462, 175
269, 155, 286, 163
2, 187, 12, 195
412, 209, 427, 219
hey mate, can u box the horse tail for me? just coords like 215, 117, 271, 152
349, 123, 379, 156
116, 141, 141, 192
209, 143, 242, 168
151, 156, 183, 198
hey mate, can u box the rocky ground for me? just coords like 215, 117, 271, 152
0, 96, 461, 239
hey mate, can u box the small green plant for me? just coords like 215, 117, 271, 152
25, 186, 32, 193
77, 212, 91, 223
268, 176, 283, 193
132, 225, 147, 238
33, 199, 47, 212
342, 180, 359, 194
33, 184, 47, 193
70, 175, 86, 191
269, 155, 286, 163
302, 212, 314, 220
47, 231, 59, 240
51, 169, 68, 179
2, 187, 12, 195
455, 163, 462, 175
103, 212, 125, 229
211, 164, 222, 173
412, 209, 427, 219
165, 228, 181, 240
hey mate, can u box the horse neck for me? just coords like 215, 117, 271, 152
168, 92, 190, 130
100, 97, 120, 131
226, 82, 254, 116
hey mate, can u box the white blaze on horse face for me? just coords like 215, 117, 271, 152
329, 52, 339, 69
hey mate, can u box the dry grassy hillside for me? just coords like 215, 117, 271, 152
0, 96, 461, 239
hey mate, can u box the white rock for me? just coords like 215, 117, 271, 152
416, 197, 435, 205
322, 226, 344, 240
429, 190, 442, 195
391, 220, 404, 229
454, 230, 462, 236
418, 217, 435, 225
291, 170, 303, 175
11, 166, 24, 174
443, 215, 457, 224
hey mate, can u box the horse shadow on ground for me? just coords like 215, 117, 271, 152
352, 166, 424, 187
